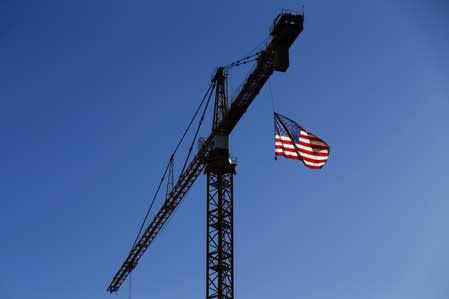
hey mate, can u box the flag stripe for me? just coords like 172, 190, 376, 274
275, 135, 327, 145
275, 143, 329, 157
299, 138, 328, 147
274, 141, 329, 156
275, 149, 328, 164
275, 135, 329, 149
275, 139, 329, 152
299, 134, 327, 146
275, 147, 329, 161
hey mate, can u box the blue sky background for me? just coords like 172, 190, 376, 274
1, 1, 448, 298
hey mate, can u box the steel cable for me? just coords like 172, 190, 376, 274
130, 82, 216, 250
180, 82, 215, 176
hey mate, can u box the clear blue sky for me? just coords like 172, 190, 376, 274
1, 1, 448, 298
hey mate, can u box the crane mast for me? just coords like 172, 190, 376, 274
107, 11, 304, 295
206, 67, 234, 299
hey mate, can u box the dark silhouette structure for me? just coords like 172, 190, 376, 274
107, 10, 304, 299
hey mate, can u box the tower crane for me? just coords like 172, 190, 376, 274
107, 10, 304, 299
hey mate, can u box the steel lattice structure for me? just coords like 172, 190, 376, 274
205, 151, 235, 299
205, 66, 234, 299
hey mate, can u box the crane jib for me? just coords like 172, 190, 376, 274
107, 11, 304, 293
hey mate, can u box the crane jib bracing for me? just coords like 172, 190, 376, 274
107, 11, 304, 293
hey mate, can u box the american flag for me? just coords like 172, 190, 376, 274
274, 113, 330, 169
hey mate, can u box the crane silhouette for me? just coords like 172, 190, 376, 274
107, 10, 304, 299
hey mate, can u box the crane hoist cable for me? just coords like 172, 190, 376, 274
130, 82, 216, 250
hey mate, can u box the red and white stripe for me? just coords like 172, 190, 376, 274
275, 131, 329, 169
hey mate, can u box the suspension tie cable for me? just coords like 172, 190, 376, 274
223, 50, 264, 69
223, 36, 269, 69
180, 82, 216, 176
130, 82, 216, 250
